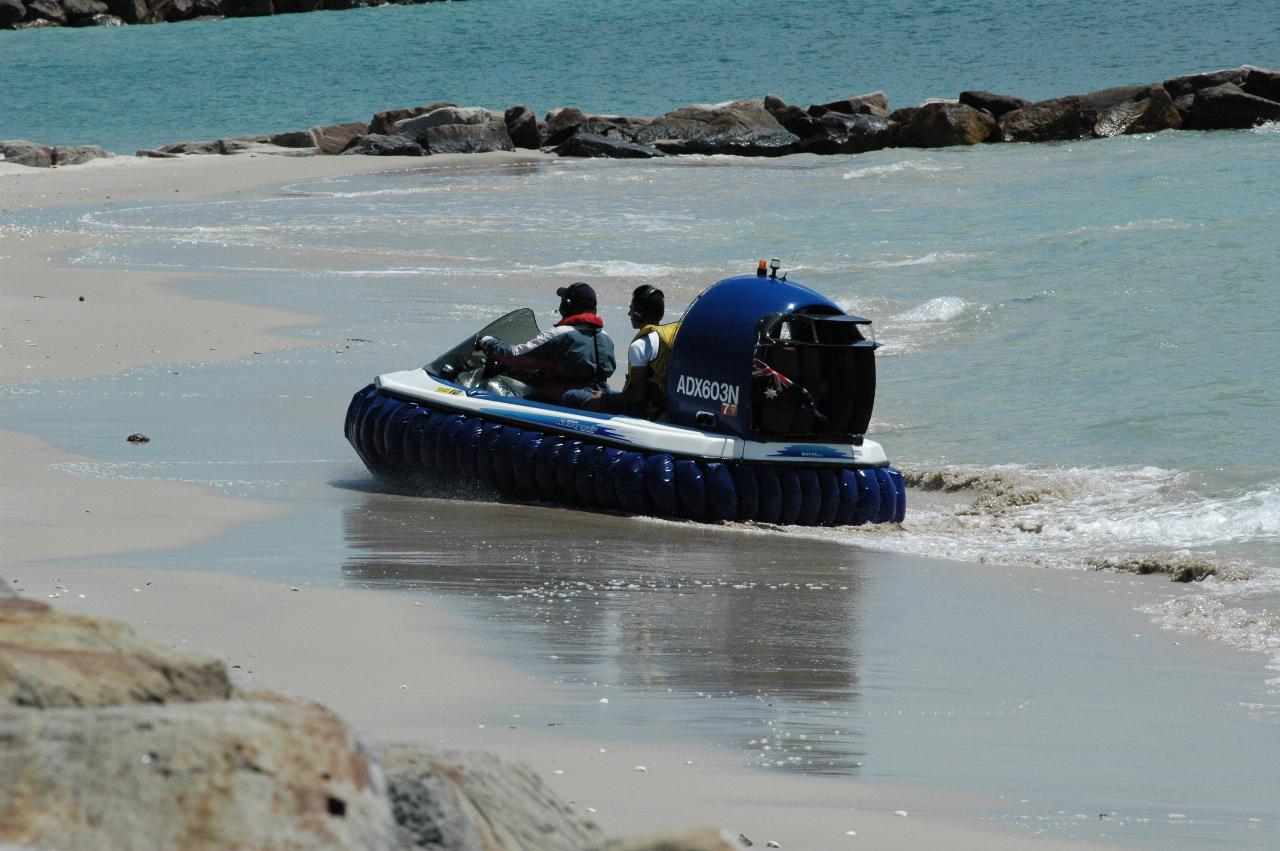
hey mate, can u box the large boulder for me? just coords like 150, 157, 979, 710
541, 108, 646, 146
958, 90, 1031, 118
504, 105, 543, 149
1092, 84, 1182, 136
809, 91, 890, 118
0, 0, 25, 25
0, 696, 398, 850
223, 0, 272, 14
310, 121, 370, 154
105, 0, 168, 21
421, 120, 515, 154
274, 0, 323, 11
369, 102, 456, 136
798, 112, 893, 155
891, 101, 996, 147
1187, 82, 1280, 130
999, 85, 1170, 142
554, 131, 665, 159
1242, 67, 1280, 103
0, 140, 55, 168
269, 129, 317, 148
393, 108, 514, 153
52, 145, 115, 166
632, 99, 799, 156
342, 133, 425, 156
382, 744, 606, 851
763, 94, 824, 139
62, 0, 110, 18
0, 599, 231, 708
25, 0, 67, 23
1162, 66, 1252, 100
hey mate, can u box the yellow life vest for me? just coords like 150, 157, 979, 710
625, 321, 681, 407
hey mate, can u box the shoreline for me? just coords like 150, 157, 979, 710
3, 152, 1278, 848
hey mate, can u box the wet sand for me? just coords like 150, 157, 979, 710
4, 154, 1278, 849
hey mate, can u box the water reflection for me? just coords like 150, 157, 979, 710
342, 490, 872, 773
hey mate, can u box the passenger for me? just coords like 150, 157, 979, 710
588, 284, 680, 417
477, 282, 616, 406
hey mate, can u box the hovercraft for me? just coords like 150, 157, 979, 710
345, 267, 905, 526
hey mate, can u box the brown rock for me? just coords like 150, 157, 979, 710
0, 599, 231, 708
1162, 66, 1252, 99
892, 101, 996, 147
1187, 82, 1280, 130
999, 85, 1157, 142
1092, 85, 1182, 136
25, 0, 68, 23
310, 121, 370, 155
0, 140, 55, 168
1243, 67, 1280, 103
0, 695, 398, 850
958, 90, 1031, 118
504, 105, 543, 149
52, 145, 114, 166
62, 0, 109, 18
631, 99, 799, 157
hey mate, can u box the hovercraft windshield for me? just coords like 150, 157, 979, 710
425, 308, 540, 391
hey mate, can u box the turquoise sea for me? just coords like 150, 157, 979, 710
4, 2, 1280, 846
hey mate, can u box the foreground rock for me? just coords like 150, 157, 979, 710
383, 744, 606, 850
999, 84, 1185, 141
0, 695, 399, 849
891, 101, 996, 147
0, 599, 230, 707
0, 598, 728, 850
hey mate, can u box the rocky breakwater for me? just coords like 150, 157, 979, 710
1, 0, 458, 30
0, 592, 735, 850
6, 65, 1276, 169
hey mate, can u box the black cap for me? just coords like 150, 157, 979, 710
556, 281, 597, 313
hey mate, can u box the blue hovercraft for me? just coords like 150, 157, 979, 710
345, 268, 906, 526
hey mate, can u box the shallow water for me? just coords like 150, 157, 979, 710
4, 134, 1280, 843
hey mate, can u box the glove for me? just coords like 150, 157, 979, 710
474, 335, 495, 351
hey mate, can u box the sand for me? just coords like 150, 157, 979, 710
3, 152, 1275, 850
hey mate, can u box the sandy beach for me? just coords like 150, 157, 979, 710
4, 153, 1278, 850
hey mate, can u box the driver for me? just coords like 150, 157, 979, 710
477, 282, 616, 406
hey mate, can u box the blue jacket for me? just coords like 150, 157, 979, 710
480, 313, 616, 404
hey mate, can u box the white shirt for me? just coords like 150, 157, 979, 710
627, 330, 660, 369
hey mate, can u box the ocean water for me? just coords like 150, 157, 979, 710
1, 0, 1278, 153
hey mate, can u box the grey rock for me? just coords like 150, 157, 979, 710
0, 140, 54, 168
554, 131, 665, 159
545, 106, 590, 135
155, 139, 223, 155
809, 91, 890, 118
370, 102, 455, 135
958, 90, 1031, 118
1243, 67, 1280, 103
52, 145, 114, 166
420, 120, 514, 154
798, 112, 892, 154
381, 744, 606, 851
393, 106, 499, 143
11, 16, 61, 26
310, 121, 370, 155
632, 99, 799, 157
342, 133, 425, 156
504, 105, 542, 149
1162, 66, 1252, 99
892, 101, 996, 147
25, 0, 68, 23
1187, 82, 1280, 130
62, 0, 109, 17
764, 94, 824, 138
270, 129, 317, 148
0, 698, 398, 850
0, 0, 24, 25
